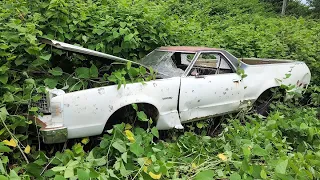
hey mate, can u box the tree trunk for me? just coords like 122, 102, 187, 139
281, 0, 288, 15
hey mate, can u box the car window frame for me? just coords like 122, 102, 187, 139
183, 51, 237, 77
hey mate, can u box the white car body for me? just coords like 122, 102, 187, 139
37, 39, 311, 143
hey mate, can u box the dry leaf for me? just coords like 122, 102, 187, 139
81, 137, 90, 145
217, 153, 227, 161
24, 145, 31, 154
191, 163, 197, 169
3, 138, 17, 147
149, 172, 162, 179
125, 130, 135, 142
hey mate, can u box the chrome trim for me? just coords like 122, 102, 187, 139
41, 127, 68, 144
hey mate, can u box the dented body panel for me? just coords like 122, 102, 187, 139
37, 39, 311, 143
179, 73, 244, 122
52, 77, 181, 139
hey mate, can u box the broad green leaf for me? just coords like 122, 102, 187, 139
0, 158, 7, 175
73, 143, 84, 154
40, 54, 52, 61
121, 152, 127, 163
252, 144, 268, 156
130, 142, 144, 156
275, 159, 288, 174
107, 169, 119, 179
0, 107, 8, 121
49, 67, 63, 76
131, 104, 138, 111
127, 61, 132, 70
124, 34, 134, 42
64, 166, 74, 178
89, 64, 99, 78
0, 144, 12, 153
242, 145, 251, 157
77, 169, 89, 180
15, 58, 26, 66
112, 139, 126, 153
9, 170, 20, 180
0, 175, 8, 180
93, 29, 105, 35
120, 22, 126, 28
52, 166, 66, 172
151, 127, 159, 138
44, 78, 58, 88
194, 170, 215, 180
3, 92, 14, 102
25, 163, 42, 179
0, 44, 9, 50
229, 172, 241, 180
137, 111, 148, 121
0, 75, 8, 84
25, 78, 35, 86
75, 67, 90, 79
29, 107, 38, 112
260, 169, 267, 179
82, 35, 88, 43
54, 175, 66, 180
300, 123, 308, 130
196, 122, 204, 129
43, 170, 56, 178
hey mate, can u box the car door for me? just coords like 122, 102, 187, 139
179, 51, 244, 122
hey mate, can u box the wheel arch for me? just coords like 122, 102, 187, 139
103, 102, 160, 131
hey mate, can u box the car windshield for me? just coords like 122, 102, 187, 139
139, 50, 185, 78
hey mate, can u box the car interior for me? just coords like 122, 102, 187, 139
171, 52, 234, 76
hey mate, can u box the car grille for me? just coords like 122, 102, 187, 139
35, 94, 50, 113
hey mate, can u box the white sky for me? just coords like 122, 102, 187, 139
300, 0, 308, 5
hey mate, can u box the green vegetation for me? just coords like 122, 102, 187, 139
0, 0, 319, 179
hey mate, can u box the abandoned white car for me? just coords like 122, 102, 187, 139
37, 39, 311, 144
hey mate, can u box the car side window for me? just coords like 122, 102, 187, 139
189, 52, 233, 76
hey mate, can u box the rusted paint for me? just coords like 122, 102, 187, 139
158, 46, 220, 52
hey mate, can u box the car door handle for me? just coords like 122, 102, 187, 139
195, 74, 205, 78
233, 79, 241, 82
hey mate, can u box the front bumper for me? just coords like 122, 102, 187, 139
40, 127, 68, 144
35, 115, 68, 144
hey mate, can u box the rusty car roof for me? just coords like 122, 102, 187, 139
158, 46, 221, 52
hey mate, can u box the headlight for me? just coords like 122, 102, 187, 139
36, 88, 65, 114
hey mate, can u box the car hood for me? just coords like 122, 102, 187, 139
40, 38, 168, 77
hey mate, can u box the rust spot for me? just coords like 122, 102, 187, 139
225, 88, 229, 91
109, 105, 113, 110
223, 92, 226, 95
192, 90, 194, 92
197, 99, 201, 102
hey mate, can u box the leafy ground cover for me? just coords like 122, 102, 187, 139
0, 0, 320, 179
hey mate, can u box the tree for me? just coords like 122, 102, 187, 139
308, 0, 320, 17
281, 0, 288, 15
